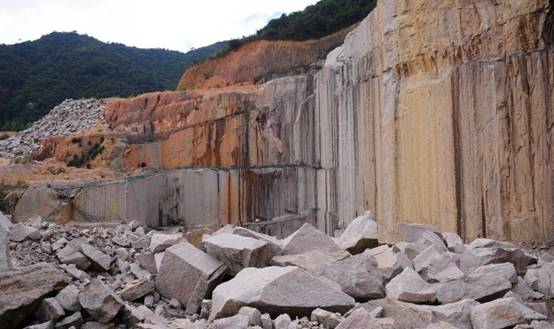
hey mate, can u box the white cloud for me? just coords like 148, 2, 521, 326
0, 0, 317, 52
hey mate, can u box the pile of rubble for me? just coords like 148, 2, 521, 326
0, 210, 553, 329
0, 99, 106, 158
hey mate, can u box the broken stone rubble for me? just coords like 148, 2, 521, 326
0, 99, 106, 159
0, 214, 552, 329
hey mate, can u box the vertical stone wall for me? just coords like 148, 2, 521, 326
315, 0, 554, 243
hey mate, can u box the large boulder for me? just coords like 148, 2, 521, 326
78, 279, 122, 323
0, 263, 70, 329
210, 266, 355, 320
460, 239, 535, 274
385, 268, 436, 303
470, 297, 547, 329
310, 256, 385, 301
361, 298, 476, 329
281, 224, 341, 255
336, 212, 379, 254
156, 242, 227, 315
436, 263, 517, 304
203, 233, 269, 274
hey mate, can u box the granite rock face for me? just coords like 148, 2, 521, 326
314, 0, 554, 244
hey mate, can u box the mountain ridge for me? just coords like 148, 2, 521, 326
0, 32, 228, 130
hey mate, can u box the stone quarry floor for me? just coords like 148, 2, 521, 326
1, 211, 553, 329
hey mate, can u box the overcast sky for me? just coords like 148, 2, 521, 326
0, 0, 317, 52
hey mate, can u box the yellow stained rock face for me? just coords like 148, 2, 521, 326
315, 0, 554, 243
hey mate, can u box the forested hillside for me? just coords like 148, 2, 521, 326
0, 32, 227, 130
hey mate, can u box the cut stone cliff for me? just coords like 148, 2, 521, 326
314, 0, 554, 243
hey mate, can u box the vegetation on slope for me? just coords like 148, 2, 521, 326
0, 32, 227, 130
225, 0, 376, 51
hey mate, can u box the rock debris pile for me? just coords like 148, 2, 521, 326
0, 210, 553, 329
0, 99, 106, 158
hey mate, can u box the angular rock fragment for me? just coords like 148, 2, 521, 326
436, 263, 517, 304
311, 308, 343, 329
57, 244, 91, 271
156, 242, 227, 315
335, 308, 372, 329
413, 245, 442, 273
524, 262, 554, 296
210, 266, 355, 320
130, 262, 151, 280
272, 249, 349, 270
183, 226, 216, 250
209, 315, 250, 329
60, 264, 90, 281
470, 297, 547, 329
460, 239, 535, 274
78, 279, 122, 323
260, 313, 272, 329
385, 268, 436, 303
55, 284, 81, 312
233, 226, 283, 259
0, 263, 70, 329
54, 312, 83, 329
82, 322, 114, 329
238, 306, 262, 326
80, 244, 112, 272
310, 256, 385, 301
119, 278, 155, 301
121, 304, 159, 326
10, 223, 41, 242
149, 232, 182, 253
274, 314, 292, 329
23, 322, 54, 329
34, 297, 65, 322
337, 212, 379, 254
281, 224, 341, 255
135, 251, 158, 274
442, 232, 465, 253
361, 298, 476, 329
362, 245, 412, 279
511, 277, 544, 301
203, 233, 269, 274
399, 224, 440, 243
426, 252, 464, 283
